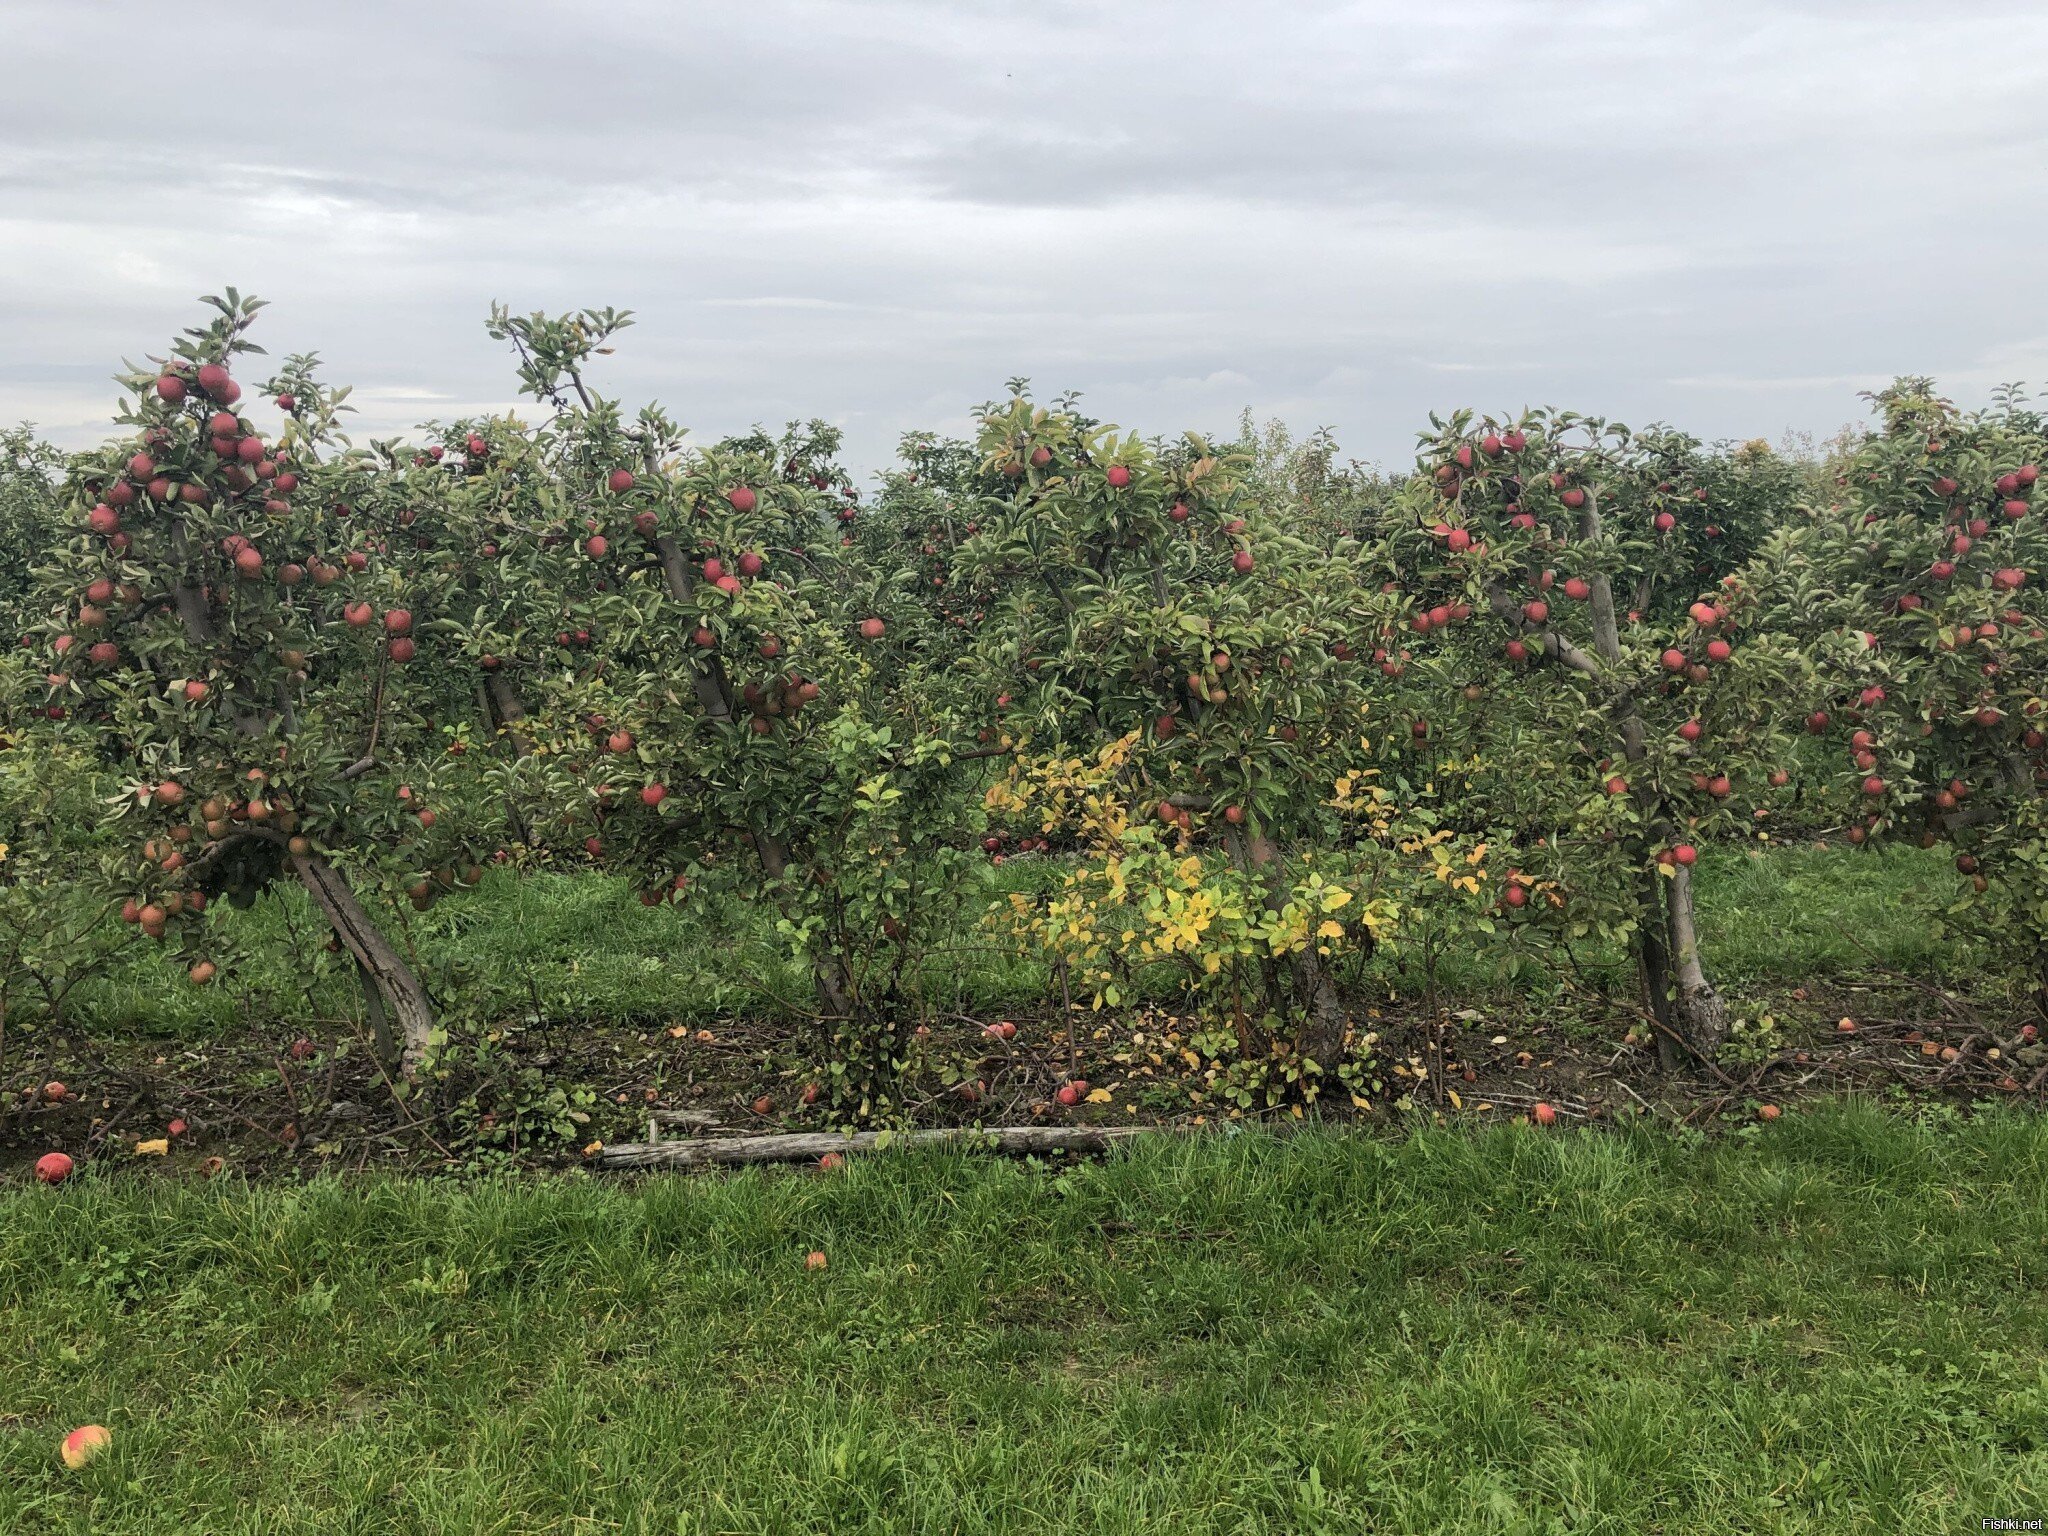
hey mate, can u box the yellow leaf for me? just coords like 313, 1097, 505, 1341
1085, 1088, 1113, 1104
133, 1138, 169, 1157
1320, 887, 1353, 913
1448, 1089, 1462, 1110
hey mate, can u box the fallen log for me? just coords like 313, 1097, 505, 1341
597, 1124, 1150, 1170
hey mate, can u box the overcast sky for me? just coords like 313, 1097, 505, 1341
4, 0, 2046, 477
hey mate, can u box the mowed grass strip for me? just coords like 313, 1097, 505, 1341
62, 839, 1987, 1042
2, 1102, 2045, 1534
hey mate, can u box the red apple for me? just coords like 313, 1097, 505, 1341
59, 1423, 109, 1470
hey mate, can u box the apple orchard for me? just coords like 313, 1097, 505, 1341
8, 296, 2046, 1124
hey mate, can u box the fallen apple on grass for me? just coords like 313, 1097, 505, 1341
60, 1425, 110, 1470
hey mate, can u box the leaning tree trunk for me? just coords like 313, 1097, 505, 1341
481, 671, 533, 757
290, 851, 436, 1080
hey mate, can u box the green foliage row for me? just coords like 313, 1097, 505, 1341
1, 300, 2041, 1106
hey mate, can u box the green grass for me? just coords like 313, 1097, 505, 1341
3, 1103, 2045, 1532
60, 859, 1064, 1040
49, 839, 1989, 1043
1694, 840, 1980, 984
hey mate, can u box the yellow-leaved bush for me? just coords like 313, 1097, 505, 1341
986, 731, 1511, 1028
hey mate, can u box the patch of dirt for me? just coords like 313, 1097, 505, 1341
2, 976, 2040, 1182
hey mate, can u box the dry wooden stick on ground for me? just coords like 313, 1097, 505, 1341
598, 1124, 1151, 1170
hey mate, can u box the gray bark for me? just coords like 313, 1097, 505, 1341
292, 851, 435, 1079
598, 1124, 1149, 1169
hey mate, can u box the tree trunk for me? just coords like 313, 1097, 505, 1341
813, 948, 856, 1021
1287, 944, 1349, 1065
1635, 868, 1683, 1071
1224, 826, 1348, 1065
354, 954, 396, 1067
482, 671, 532, 756
291, 852, 436, 1080
1582, 487, 1722, 1072
1664, 864, 1728, 1062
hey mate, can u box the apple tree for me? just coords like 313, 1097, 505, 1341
31, 294, 500, 1077
2, 426, 66, 634
451, 307, 994, 1119
955, 389, 1476, 1098
1791, 378, 2047, 1012
1381, 412, 1817, 1067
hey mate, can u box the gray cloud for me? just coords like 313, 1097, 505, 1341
2, 0, 2045, 475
